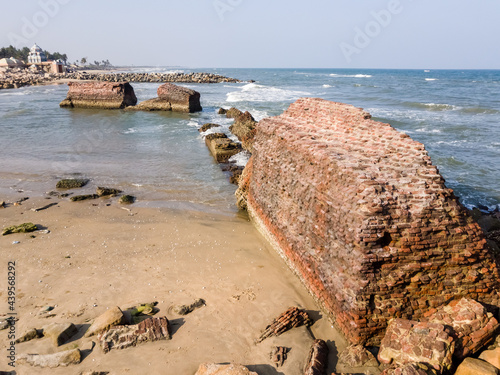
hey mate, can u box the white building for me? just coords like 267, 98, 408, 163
28, 43, 47, 64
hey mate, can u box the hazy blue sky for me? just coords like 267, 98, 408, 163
1, 0, 499, 69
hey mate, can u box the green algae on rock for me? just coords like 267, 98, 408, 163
2, 222, 38, 235
56, 179, 89, 189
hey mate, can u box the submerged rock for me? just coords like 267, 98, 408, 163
2, 222, 37, 235
96, 187, 123, 197
56, 179, 89, 189
119, 195, 135, 204
218, 107, 228, 115
59, 81, 137, 109
199, 123, 221, 133
70, 194, 99, 202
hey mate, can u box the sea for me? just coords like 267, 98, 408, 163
0, 68, 499, 214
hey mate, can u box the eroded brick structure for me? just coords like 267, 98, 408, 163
240, 98, 500, 345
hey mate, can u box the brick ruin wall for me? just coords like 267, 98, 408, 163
244, 98, 500, 345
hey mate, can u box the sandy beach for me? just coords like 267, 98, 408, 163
0, 191, 345, 374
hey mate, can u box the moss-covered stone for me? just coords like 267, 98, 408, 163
56, 179, 89, 189
70, 194, 99, 202
2, 222, 38, 236
119, 195, 135, 204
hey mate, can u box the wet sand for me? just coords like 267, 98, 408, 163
0, 193, 346, 374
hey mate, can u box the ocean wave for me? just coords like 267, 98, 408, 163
459, 106, 500, 115
186, 120, 199, 128
322, 84, 334, 88
404, 102, 457, 111
330, 74, 372, 78
226, 83, 310, 103
425, 78, 438, 81
123, 127, 138, 134
415, 127, 442, 133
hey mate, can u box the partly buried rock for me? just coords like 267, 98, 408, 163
85, 306, 125, 338
132, 83, 202, 113
205, 133, 242, 163
304, 339, 329, 375
17, 348, 81, 368
60, 81, 137, 109
56, 178, 89, 189
256, 306, 312, 343
199, 123, 221, 133
480, 347, 500, 371
229, 111, 257, 152
2, 222, 37, 235
194, 363, 258, 375
96, 187, 122, 197
378, 319, 455, 373
16, 328, 42, 343
455, 357, 499, 375
218, 107, 228, 115
99, 316, 171, 353
172, 298, 205, 316
424, 298, 499, 359
336, 344, 379, 374
270, 346, 289, 368
70, 194, 99, 202
42, 322, 78, 347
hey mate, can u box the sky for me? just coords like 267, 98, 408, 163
1, 0, 499, 69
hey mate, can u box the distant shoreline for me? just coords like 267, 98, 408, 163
0, 67, 245, 90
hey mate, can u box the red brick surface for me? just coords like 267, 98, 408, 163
245, 98, 500, 345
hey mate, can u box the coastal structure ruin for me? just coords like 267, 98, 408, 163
237, 97, 500, 345
59, 81, 137, 109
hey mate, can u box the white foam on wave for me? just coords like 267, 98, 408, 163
415, 127, 442, 134
425, 78, 438, 81
229, 151, 252, 167
322, 84, 334, 88
226, 83, 310, 103
123, 128, 138, 134
330, 74, 372, 78
186, 120, 199, 128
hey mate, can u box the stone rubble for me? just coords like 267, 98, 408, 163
256, 306, 312, 343
99, 316, 171, 353
303, 339, 329, 375
378, 318, 455, 373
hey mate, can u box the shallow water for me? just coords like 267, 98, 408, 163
0, 68, 498, 212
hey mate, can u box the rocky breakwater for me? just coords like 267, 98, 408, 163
63, 71, 243, 83
236, 97, 500, 346
130, 82, 202, 113
59, 81, 137, 109
0, 67, 56, 89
